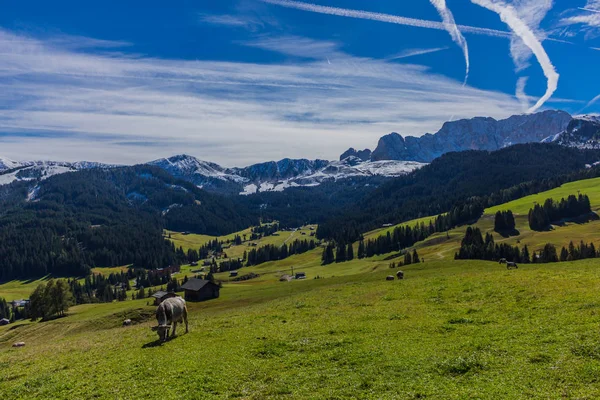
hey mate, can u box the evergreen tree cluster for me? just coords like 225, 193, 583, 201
28, 279, 72, 321
251, 223, 280, 239
219, 258, 244, 272
494, 210, 516, 232
529, 194, 592, 231
455, 227, 527, 262
559, 241, 598, 262
317, 144, 600, 242
247, 239, 316, 266
454, 227, 596, 265
0, 297, 10, 320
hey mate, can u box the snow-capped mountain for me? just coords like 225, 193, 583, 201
0, 160, 117, 186
150, 154, 424, 195
0, 156, 21, 172
544, 115, 600, 149
349, 110, 573, 163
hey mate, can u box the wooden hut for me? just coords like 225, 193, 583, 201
181, 278, 220, 302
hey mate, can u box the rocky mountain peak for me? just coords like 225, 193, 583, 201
367, 110, 572, 162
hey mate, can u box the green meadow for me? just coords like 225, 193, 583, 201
3, 178, 600, 398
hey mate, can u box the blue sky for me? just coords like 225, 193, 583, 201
0, 0, 599, 165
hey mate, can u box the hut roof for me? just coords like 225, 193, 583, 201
151, 291, 170, 299
181, 278, 216, 292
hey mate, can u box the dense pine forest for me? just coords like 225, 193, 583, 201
0, 166, 258, 281
317, 144, 600, 242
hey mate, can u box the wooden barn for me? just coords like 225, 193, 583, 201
181, 278, 220, 302
151, 291, 178, 306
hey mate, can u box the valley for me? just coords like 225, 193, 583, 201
2, 111, 600, 398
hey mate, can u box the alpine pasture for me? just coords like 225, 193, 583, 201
3, 179, 600, 398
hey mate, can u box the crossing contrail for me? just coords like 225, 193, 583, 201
470, 0, 559, 113
429, 0, 470, 85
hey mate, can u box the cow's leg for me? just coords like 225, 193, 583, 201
183, 307, 189, 333
172, 321, 177, 337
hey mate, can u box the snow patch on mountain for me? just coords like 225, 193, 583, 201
0, 158, 117, 186
239, 157, 425, 195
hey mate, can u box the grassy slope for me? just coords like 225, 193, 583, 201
4, 178, 600, 397
415, 177, 600, 262
4, 259, 600, 398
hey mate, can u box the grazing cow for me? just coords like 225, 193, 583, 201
506, 262, 518, 270
151, 296, 189, 342
498, 258, 507, 264
12, 342, 25, 347
123, 319, 132, 326
396, 270, 405, 280
386, 275, 395, 281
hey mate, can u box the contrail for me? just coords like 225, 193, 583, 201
429, 0, 469, 85
386, 46, 449, 60
579, 7, 600, 13
261, 0, 511, 38
471, 0, 559, 113
515, 76, 530, 111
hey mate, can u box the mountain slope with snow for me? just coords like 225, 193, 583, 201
0, 160, 117, 186
149, 154, 425, 195
546, 115, 600, 149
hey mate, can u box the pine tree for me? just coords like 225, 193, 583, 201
412, 249, 420, 264
335, 243, 346, 263
357, 240, 366, 259
404, 252, 412, 265
347, 243, 354, 261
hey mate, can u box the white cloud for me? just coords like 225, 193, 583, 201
471, 0, 559, 113
261, 0, 511, 38
560, 1, 600, 39
0, 29, 526, 166
385, 47, 449, 61
429, 0, 470, 84
515, 76, 530, 111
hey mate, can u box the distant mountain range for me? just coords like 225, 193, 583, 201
2, 110, 599, 195
342, 110, 582, 163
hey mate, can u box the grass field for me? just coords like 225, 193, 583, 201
3, 179, 600, 398
4, 259, 600, 398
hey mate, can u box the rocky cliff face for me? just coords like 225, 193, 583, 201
546, 115, 600, 149
339, 148, 372, 161
369, 110, 573, 162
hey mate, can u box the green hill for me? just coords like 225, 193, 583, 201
4, 177, 600, 398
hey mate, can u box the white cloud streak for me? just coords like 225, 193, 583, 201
561, 1, 600, 39
515, 76, 530, 111
261, 0, 511, 38
385, 47, 449, 61
471, 0, 559, 113
429, 0, 470, 85
0, 29, 526, 165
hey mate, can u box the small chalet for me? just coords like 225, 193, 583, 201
181, 278, 220, 302
190, 261, 198, 267
151, 291, 178, 305
155, 264, 181, 277
0, 318, 9, 326
229, 271, 238, 277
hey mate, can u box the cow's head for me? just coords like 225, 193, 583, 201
151, 325, 171, 341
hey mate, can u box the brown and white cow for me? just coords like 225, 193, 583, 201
151, 296, 189, 341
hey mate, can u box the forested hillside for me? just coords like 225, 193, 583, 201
0, 166, 259, 281
317, 144, 600, 241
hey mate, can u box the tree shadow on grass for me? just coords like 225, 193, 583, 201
553, 212, 600, 227
494, 229, 520, 238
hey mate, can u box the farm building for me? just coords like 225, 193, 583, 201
181, 278, 220, 302
151, 291, 178, 305
295, 272, 306, 280
0, 318, 9, 326
155, 264, 181, 277
230, 271, 238, 277
190, 261, 198, 267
